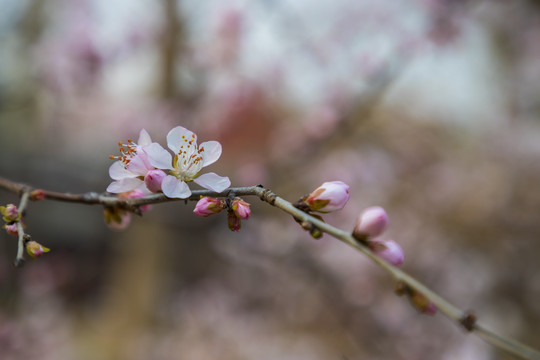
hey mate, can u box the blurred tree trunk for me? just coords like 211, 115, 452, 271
78, 220, 167, 360
76, 4, 185, 357
158, 0, 184, 99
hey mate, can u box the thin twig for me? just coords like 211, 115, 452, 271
252, 187, 540, 360
13, 188, 31, 267
0, 176, 539, 359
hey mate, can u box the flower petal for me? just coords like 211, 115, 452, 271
128, 154, 152, 176
138, 129, 152, 147
194, 172, 231, 192
167, 126, 197, 154
109, 161, 138, 180
107, 178, 143, 193
162, 175, 192, 198
144, 143, 174, 170
199, 141, 222, 167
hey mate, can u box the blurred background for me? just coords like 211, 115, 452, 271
0, 0, 540, 359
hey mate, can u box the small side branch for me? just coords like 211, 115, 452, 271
13, 188, 31, 266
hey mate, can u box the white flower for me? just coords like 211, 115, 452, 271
160, 126, 231, 198
107, 129, 172, 193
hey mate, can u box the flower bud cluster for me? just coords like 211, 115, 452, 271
193, 196, 251, 232
355, 210, 437, 315
353, 206, 404, 267
1, 204, 21, 236
2, 204, 51, 260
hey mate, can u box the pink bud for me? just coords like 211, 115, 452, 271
305, 181, 350, 213
104, 189, 151, 231
4, 223, 18, 236
194, 197, 224, 217
30, 189, 46, 201
144, 169, 167, 193
232, 198, 250, 219
124, 189, 152, 214
126, 189, 151, 213
26, 240, 50, 259
1, 204, 19, 222
227, 210, 241, 232
353, 206, 389, 239
109, 215, 131, 230
369, 239, 404, 266
103, 206, 131, 230
410, 291, 438, 315
423, 302, 438, 315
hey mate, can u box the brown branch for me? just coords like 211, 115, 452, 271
0, 175, 539, 359
0, 176, 257, 208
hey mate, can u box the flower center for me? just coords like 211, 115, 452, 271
109, 139, 138, 168
172, 134, 205, 181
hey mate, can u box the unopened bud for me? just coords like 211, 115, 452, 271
4, 223, 18, 236
104, 207, 132, 231
231, 198, 250, 219
194, 197, 224, 217
410, 291, 438, 315
126, 189, 151, 213
304, 181, 350, 213
310, 227, 323, 239
144, 169, 167, 193
395, 282, 437, 315
30, 189, 46, 201
26, 240, 50, 259
1, 204, 20, 222
368, 239, 404, 266
353, 206, 389, 239
299, 214, 325, 239
227, 210, 241, 232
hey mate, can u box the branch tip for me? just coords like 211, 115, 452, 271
13, 258, 25, 267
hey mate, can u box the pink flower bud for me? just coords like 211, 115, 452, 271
232, 198, 250, 219
423, 302, 438, 315
30, 189, 46, 201
194, 197, 224, 217
144, 169, 167, 193
227, 210, 241, 232
126, 189, 151, 213
26, 240, 50, 259
368, 239, 404, 266
1, 204, 19, 222
410, 291, 438, 315
4, 223, 18, 236
396, 282, 437, 316
353, 206, 389, 239
104, 207, 132, 231
305, 181, 350, 213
